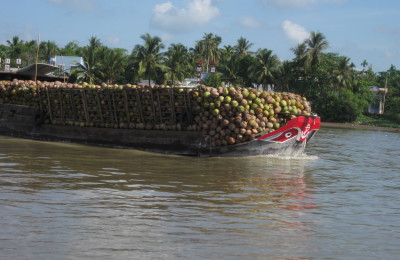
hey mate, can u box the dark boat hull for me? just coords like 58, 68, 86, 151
0, 104, 320, 157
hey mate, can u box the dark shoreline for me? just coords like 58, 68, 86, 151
321, 122, 400, 133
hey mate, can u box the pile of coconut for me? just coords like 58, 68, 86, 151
0, 80, 313, 147
189, 85, 312, 147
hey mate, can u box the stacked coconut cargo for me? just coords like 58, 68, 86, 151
0, 80, 312, 147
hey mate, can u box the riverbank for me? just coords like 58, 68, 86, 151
321, 122, 400, 132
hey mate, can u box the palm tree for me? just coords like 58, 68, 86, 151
132, 33, 165, 85
276, 61, 294, 92
235, 37, 254, 57
0, 45, 8, 60
20, 40, 37, 66
39, 40, 59, 63
80, 36, 102, 84
304, 31, 329, 69
249, 48, 280, 90
88, 36, 101, 50
6, 36, 24, 58
98, 47, 127, 84
196, 33, 221, 72
165, 43, 191, 86
291, 42, 308, 70
219, 45, 241, 85
60, 41, 81, 56
361, 60, 368, 70
331, 56, 355, 90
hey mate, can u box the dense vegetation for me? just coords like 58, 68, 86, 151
1, 33, 399, 124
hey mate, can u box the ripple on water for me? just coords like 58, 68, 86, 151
0, 131, 400, 260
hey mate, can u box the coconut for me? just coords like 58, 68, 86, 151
221, 119, 230, 127
210, 88, 219, 98
235, 93, 243, 102
227, 136, 236, 145
229, 87, 237, 96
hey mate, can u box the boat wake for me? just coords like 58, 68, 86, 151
256, 153, 319, 160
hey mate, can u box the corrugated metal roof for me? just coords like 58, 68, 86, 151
16, 63, 59, 76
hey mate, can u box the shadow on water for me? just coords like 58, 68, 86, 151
0, 136, 317, 192
0, 136, 320, 217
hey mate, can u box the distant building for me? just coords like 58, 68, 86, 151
369, 86, 388, 114
0, 63, 66, 82
137, 80, 156, 86
50, 56, 84, 74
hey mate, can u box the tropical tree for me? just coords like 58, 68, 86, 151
331, 56, 355, 90
249, 48, 280, 90
98, 47, 127, 84
164, 43, 191, 85
304, 31, 329, 69
21, 40, 38, 65
6, 36, 24, 58
377, 65, 400, 120
39, 40, 59, 63
60, 41, 82, 56
291, 42, 308, 70
132, 33, 165, 85
195, 33, 221, 72
275, 61, 294, 92
219, 45, 242, 85
0, 44, 8, 60
361, 60, 369, 70
75, 36, 103, 84
234, 37, 253, 57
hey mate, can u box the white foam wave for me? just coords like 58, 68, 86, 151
255, 153, 319, 160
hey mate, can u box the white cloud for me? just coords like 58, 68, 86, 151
151, 0, 220, 32
281, 20, 310, 43
239, 16, 263, 29
46, 0, 97, 11
160, 33, 174, 43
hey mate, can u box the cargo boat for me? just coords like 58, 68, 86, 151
0, 102, 319, 157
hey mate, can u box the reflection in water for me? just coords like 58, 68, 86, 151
0, 136, 319, 259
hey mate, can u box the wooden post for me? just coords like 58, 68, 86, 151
110, 90, 118, 124
136, 89, 145, 123
123, 90, 130, 123
58, 88, 64, 124
95, 90, 104, 123
169, 88, 176, 124
156, 91, 162, 123
45, 87, 53, 123
81, 89, 89, 122
34, 33, 40, 83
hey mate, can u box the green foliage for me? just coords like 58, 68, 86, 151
202, 73, 222, 87
195, 33, 222, 73
1, 33, 399, 126
377, 65, 400, 117
164, 43, 191, 85
354, 114, 400, 127
60, 41, 82, 56
314, 88, 370, 122
132, 33, 166, 85
249, 48, 280, 89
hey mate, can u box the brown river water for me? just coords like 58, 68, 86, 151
1, 127, 399, 259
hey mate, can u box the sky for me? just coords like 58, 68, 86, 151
1, 0, 399, 72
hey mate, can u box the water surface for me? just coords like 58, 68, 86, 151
1, 127, 399, 259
